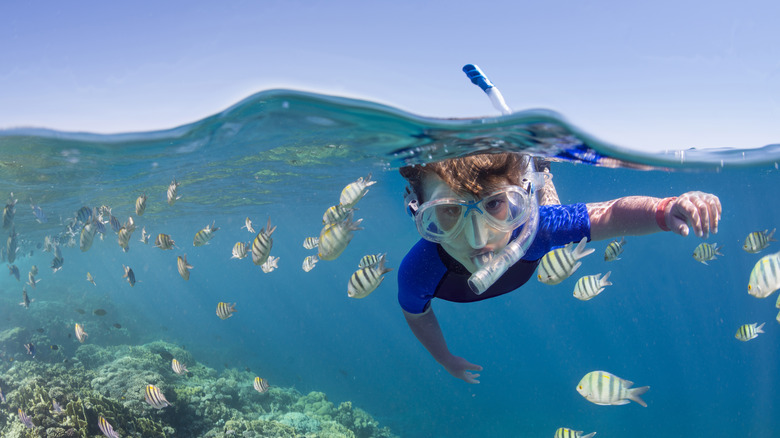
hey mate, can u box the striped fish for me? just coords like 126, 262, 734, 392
604, 237, 626, 261
747, 251, 780, 298
322, 204, 353, 225
216, 302, 237, 320
177, 255, 193, 281
193, 221, 219, 246
554, 428, 596, 438
692, 242, 722, 265
339, 173, 376, 209
30, 265, 38, 276
318, 214, 363, 261
167, 178, 181, 206
155, 233, 176, 250
2, 197, 16, 229
27, 271, 39, 288
76, 206, 92, 224
87, 272, 96, 286
123, 265, 136, 287
242, 217, 255, 233
743, 228, 776, 253
108, 214, 122, 233
303, 236, 319, 250
0, 385, 5, 403
144, 384, 171, 409
538, 237, 595, 285
254, 377, 270, 393
251, 218, 277, 266
735, 322, 765, 341
348, 254, 392, 299
124, 216, 136, 233
135, 194, 148, 216
98, 416, 119, 438
51, 256, 64, 273
75, 323, 88, 343
261, 255, 279, 273
117, 227, 132, 252
573, 271, 612, 301
80, 223, 96, 252
8, 264, 19, 281
302, 255, 319, 272
139, 227, 150, 244
231, 242, 248, 259
171, 358, 189, 375
18, 408, 33, 428
358, 253, 382, 269
576, 370, 649, 407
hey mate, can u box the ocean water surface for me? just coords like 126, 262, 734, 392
0, 90, 779, 437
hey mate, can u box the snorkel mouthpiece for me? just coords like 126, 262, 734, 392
468, 166, 542, 295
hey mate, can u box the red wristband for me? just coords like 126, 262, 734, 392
655, 197, 676, 232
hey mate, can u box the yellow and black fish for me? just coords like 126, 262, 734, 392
144, 384, 171, 409
216, 302, 237, 320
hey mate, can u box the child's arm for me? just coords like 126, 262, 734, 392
403, 307, 483, 384
587, 191, 721, 242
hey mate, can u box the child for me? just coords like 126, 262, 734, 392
397, 153, 721, 383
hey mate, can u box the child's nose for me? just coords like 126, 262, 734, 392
464, 212, 487, 248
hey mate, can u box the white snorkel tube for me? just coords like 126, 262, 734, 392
462, 64, 542, 295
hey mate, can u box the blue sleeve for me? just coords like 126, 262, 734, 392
523, 203, 591, 261
397, 239, 448, 314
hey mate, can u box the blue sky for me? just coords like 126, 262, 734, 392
1, 0, 778, 151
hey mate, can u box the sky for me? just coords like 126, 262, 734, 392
1, 0, 779, 152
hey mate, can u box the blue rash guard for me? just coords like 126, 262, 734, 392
397, 203, 591, 314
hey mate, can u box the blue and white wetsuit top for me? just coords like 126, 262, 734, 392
398, 203, 591, 314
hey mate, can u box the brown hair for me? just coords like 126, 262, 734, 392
400, 153, 529, 202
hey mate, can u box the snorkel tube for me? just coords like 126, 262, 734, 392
462, 64, 541, 294
462, 64, 512, 115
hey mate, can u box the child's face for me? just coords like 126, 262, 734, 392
421, 174, 514, 273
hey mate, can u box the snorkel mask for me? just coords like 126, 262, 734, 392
404, 155, 543, 294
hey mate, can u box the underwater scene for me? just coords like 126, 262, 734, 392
0, 89, 779, 438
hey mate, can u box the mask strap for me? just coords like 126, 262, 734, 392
404, 186, 419, 217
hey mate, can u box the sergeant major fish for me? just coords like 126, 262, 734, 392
155, 233, 175, 250
322, 204, 353, 225
735, 322, 765, 341
20, 288, 31, 308
743, 228, 776, 253
8, 264, 20, 281
87, 272, 96, 286
261, 256, 279, 273
177, 255, 193, 281
576, 370, 649, 407
303, 236, 319, 250
117, 227, 132, 252
123, 265, 136, 287
318, 213, 363, 261
604, 237, 626, 261
135, 194, 148, 216
18, 408, 33, 428
693, 242, 722, 265
242, 217, 255, 233
193, 221, 219, 246
339, 173, 376, 209
26, 271, 39, 288
347, 254, 392, 299
554, 428, 596, 438
167, 178, 181, 206
747, 251, 780, 298
80, 223, 96, 252
30, 199, 48, 223
573, 272, 612, 301
216, 302, 237, 320
139, 226, 150, 244
302, 255, 318, 272
358, 253, 382, 268
538, 237, 594, 285
231, 242, 248, 259
24, 342, 36, 358
251, 218, 276, 266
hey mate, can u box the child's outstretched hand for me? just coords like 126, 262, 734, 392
443, 356, 483, 384
666, 191, 722, 238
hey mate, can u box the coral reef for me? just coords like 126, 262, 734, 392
0, 340, 397, 438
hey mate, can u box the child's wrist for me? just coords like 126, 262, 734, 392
655, 197, 677, 231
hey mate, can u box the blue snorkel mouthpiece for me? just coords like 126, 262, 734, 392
462, 64, 512, 115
